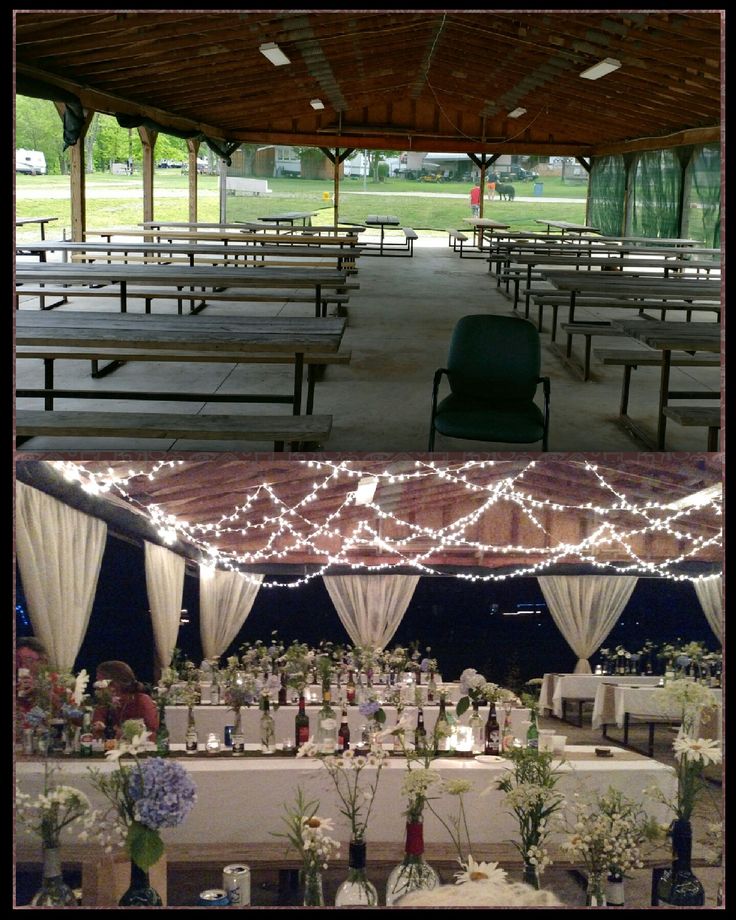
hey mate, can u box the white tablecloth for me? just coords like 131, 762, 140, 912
16, 745, 675, 847
541, 673, 662, 719
164, 704, 531, 746
592, 685, 722, 741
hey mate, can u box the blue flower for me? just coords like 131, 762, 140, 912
61, 704, 84, 721
127, 758, 197, 830
26, 706, 47, 727
359, 700, 380, 718
420, 658, 431, 672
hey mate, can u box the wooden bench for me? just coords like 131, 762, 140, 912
558, 321, 622, 380
15, 410, 333, 451
662, 405, 721, 451
17, 345, 352, 413
402, 227, 418, 256
225, 177, 272, 196
593, 346, 720, 412
16, 286, 353, 319
447, 229, 469, 255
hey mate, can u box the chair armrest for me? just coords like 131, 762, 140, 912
432, 368, 449, 405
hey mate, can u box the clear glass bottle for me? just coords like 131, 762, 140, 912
606, 872, 625, 907
209, 671, 221, 706
469, 701, 484, 754
500, 707, 513, 753
435, 697, 450, 752
317, 686, 337, 754
185, 706, 198, 754
334, 840, 378, 907
295, 694, 310, 750
301, 866, 324, 907
586, 871, 606, 907
231, 707, 245, 756
260, 696, 275, 753
31, 847, 77, 906
385, 820, 440, 905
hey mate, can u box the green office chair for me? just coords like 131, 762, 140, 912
429, 314, 550, 450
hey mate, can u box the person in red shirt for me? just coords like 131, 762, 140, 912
92, 660, 159, 740
16, 637, 48, 727
469, 182, 482, 216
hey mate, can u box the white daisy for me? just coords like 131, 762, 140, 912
673, 735, 722, 765
454, 854, 508, 885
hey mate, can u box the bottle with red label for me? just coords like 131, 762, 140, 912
295, 694, 310, 749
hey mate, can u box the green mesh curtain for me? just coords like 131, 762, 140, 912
629, 149, 681, 238
588, 155, 626, 235
685, 144, 721, 247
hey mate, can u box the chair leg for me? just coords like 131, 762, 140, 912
428, 425, 436, 451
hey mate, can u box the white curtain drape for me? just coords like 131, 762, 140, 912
693, 576, 723, 643
144, 541, 185, 671
538, 575, 638, 674
16, 481, 107, 671
199, 566, 263, 659
323, 574, 419, 649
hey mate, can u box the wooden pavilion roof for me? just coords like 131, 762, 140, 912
14, 10, 722, 155
16, 456, 722, 577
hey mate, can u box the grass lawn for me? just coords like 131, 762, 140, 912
15, 172, 589, 240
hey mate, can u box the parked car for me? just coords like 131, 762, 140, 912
498, 165, 539, 182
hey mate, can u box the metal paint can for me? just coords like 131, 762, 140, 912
223, 864, 251, 906
198, 888, 230, 906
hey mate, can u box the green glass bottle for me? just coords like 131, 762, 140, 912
526, 709, 539, 750
156, 703, 170, 757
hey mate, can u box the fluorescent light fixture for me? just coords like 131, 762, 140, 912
354, 476, 378, 506
508, 107, 527, 118
259, 42, 291, 66
310, 99, 325, 110
580, 57, 622, 80
666, 483, 722, 510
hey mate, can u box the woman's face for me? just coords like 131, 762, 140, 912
16, 647, 43, 674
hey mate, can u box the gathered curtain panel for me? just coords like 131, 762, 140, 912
537, 575, 638, 674
323, 574, 419, 650
16, 481, 107, 671
199, 566, 263, 659
693, 576, 722, 644
144, 541, 185, 672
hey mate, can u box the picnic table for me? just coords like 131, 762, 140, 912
613, 318, 721, 450
15, 216, 58, 241
16, 310, 345, 418
16, 240, 362, 275
535, 219, 600, 238
363, 214, 401, 255
257, 211, 316, 226
15, 262, 351, 319
462, 217, 510, 251
89, 227, 359, 248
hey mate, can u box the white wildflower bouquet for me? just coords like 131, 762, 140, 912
16, 763, 94, 848
273, 787, 340, 881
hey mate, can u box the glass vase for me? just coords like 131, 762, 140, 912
31, 846, 77, 906
301, 866, 324, 907
335, 840, 378, 907
586, 871, 606, 906
119, 861, 163, 906
656, 818, 705, 906
385, 821, 439, 906
522, 859, 540, 890
231, 708, 245, 755
606, 872, 625, 907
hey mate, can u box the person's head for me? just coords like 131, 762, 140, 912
96, 660, 143, 694
16, 637, 48, 674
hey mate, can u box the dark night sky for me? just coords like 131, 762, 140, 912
16, 533, 718, 687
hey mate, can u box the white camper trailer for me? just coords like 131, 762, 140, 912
16, 149, 47, 175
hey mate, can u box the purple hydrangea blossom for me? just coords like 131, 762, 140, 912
61, 704, 84, 720
127, 758, 197, 830
420, 658, 431, 673
358, 700, 380, 718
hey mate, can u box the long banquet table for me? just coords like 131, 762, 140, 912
164, 702, 531, 746
16, 745, 675, 847
539, 673, 663, 721
592, 684, 722, 756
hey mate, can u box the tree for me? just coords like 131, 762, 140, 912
15, 95, 67, 175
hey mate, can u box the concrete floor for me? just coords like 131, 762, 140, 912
15, 237, 721, 452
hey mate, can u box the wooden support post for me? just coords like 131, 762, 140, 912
187, 138, 200, 223
138, 126, 158, 225
55, 103, 94, 242
333, 147, 340, 232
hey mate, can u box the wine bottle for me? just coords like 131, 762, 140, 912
435, 696, 450, 752
295, 694, 310, 749
484, 705, 500, 755
414, 707, 427, 752
338, 706, 351, 751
